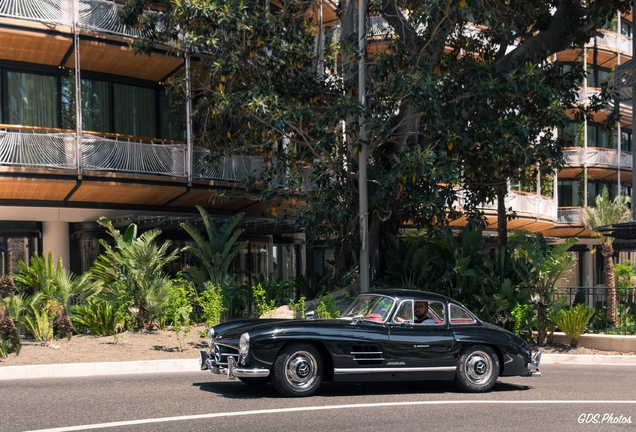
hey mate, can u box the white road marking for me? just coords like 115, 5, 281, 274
25, 400, 636, 432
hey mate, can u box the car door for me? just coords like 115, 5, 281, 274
387, 299, 457, 369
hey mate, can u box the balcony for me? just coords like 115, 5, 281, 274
557, 207, 583, 225
0, 0, 144, 38
588, 30, 633, 57
0, 128, 264, 182
562, 147, 633, 171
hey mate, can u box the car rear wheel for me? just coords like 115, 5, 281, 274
454, 345, 500, 393
271, 343, 323, 397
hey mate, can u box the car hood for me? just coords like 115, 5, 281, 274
212, 317, 357, 343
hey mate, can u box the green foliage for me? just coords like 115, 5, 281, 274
90, 217, 179, 330
511, 303, 534, 338
0, 303, 20, 351
615, 261, 635, 294
197, 283, 226, 327
71, 301, 122, 336
23, 304, 54, 345
119, 0, 630, 286
294, 273, 327, 300
253, 275, 294, 306
14, 251, 101, 322
0, 337, 13, 358
158, 275, 195, 329
181, 206, 246, 289
508, 232, 578, 343
253, 283, 276, 317
554, 304, 596, 347
288, 296, 306, 319
315, 294, 340, 319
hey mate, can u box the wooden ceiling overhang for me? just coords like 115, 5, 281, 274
0, 166, 280, 219
0, 16, 183, 82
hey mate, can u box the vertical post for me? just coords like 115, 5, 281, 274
358, 0, 369, 293
632, 1, 636, 219
185, 55, 193, 186
317, 0, 324, 78
74, 0, 82, 178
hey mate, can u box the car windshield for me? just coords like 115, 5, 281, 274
343, 294, 395, 322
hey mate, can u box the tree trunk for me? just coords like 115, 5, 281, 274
601, 243, 617, 326
496, 185, 508, 248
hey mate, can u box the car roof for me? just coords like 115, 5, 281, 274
362, 289, 454, 304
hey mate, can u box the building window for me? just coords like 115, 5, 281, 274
2, 65, 182, 140
558, 121, 584, 147
621, 19, 633, 37
587, 181, 632, 207
6, 71, 59, 128
113, 83, 157, 137
587, 123, 616, 149
61, 77, 111, 132
621, 129, 633, 152
586, 66, 611, 88
558, 179, 582, 207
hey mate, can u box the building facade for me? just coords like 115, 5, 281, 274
0, 1, 634, 289
0, 0, 309, 283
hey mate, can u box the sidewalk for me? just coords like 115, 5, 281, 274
1, 353, 636, 380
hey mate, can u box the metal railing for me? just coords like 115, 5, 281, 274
553, 286, 636, 335
0, 129, 266, 182
0, 0, 147, 38
562, 147, 633, 170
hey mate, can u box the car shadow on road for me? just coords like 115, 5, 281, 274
192, 380, 532, 399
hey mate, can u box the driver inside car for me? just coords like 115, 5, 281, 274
395, 300, 433, 323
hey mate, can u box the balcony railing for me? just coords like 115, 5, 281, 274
556, 207, 582, 224
0, 0, 145, 38
455, 189, 557, 222
589, 30, 633, 56
563, 147, 633, 170
0, 129, 265, 182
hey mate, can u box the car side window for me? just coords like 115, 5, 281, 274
394, 300, 445, 324
449, 304, 477, 325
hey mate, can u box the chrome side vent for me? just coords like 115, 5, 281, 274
351, 345, 385, 365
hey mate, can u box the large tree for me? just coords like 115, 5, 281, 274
121, 0, 630, 286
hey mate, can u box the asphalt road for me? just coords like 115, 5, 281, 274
1, 364, 635, 432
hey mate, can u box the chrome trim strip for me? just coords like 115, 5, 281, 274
334, 366, 456, 374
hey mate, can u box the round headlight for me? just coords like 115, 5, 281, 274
239, 332, 250, 357
206, 328, 215, 348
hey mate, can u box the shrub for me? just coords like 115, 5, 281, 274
0, 303, 20, 351
0, 274, 17, 298
23, 305, 54, 345
554, 304, 595, 347
198, 283, 226, 328
72, 301, 121, 336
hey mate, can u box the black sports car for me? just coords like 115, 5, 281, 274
200, 289, 541, 397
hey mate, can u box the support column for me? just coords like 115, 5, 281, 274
42, 221, 70, 267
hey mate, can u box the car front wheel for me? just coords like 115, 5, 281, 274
271, 343, 323, 397
454, 345, 500, 393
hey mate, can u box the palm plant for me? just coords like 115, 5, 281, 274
91, 217, 180, 330
180, 206, 247, 288
582, 187, 631, 326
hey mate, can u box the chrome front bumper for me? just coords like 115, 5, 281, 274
526, 349, 541, 377
200, 350, 270, 379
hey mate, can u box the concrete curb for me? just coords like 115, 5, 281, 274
0, 358, 200, 380
2, 354, 636, 380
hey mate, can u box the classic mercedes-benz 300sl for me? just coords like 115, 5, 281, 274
200, 289, 541, 397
